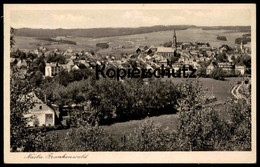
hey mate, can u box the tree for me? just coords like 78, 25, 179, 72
34, 55, 46, 74
11, 70, 33, 151
96, 43, 109, 49
211, 67, 225, 80
163, 41, 172, 47
225, 98, 251, 151
175, 81, 230, 151
216, 52, 228, 62
56, 70, 72, 86
10, 27, 15, 49
123, 120, 172, 151
10, 69, 53, 152
29, 70, 43, 87
63, 124, 116, 151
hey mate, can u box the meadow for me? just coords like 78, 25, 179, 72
14, 28, 248, 57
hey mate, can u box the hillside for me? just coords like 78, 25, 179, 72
14, 25, 195, 38
14, 25, 251, 38
201, 26, 250, 32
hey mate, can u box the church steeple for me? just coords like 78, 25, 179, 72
172, 29, 177, 51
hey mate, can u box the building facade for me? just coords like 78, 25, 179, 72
24, 94, 55, 127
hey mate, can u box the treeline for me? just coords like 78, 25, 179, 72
16, 25, 194, 38
201, 26, 251, 32
36, 37, 77, 45
37, 76, 182, 125
96, 42, 109, 49
216, 35, 227, 41
235, 37, 251, 44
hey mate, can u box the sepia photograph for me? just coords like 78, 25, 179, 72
3, 4, 256, 163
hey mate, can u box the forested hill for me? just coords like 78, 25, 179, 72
14, 25, 195, 38
14, 25, 250, 38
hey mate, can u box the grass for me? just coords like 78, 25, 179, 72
102, 113, 178, 141
163, 77, 243, 104
46, 113, 179, 146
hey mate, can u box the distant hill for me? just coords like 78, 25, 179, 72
201, 26, 250, 32
14, 25, 251, 38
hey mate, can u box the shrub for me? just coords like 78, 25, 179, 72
123, 120, 173, 151
96, 43, 109, 49
210, 67, 225, 80
63, 125, 116, 151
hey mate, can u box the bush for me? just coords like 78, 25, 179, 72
62, 125, 116, 151
217, 36, 227, 41
235, 37, 251, 45
123, 120, 173, 151
96, 42, 109, 49
175, 108, 230, 151
210, 67, 225, 80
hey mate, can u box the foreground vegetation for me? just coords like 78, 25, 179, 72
11, 67, 251, 151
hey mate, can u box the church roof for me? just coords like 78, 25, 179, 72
156, 47, 175, 53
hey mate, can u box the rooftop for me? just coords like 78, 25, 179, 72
157, 47, 175, 53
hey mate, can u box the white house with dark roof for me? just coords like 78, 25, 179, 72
24, 93, 55, 127
235, 65, 245, 75
206, 62, 216, 75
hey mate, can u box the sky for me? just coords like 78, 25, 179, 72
10, 6, 252, 29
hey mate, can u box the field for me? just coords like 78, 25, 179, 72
163, 77, 244, 104
14, 28, 248, 57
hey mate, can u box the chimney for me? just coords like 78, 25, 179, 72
44, 94, 47, 103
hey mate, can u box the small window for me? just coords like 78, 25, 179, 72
39, 106, 42, 110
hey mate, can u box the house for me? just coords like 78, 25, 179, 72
235, 65, 245, 75
64, 59, 75, 72
144, 48, 153, 55
45, 60, 75, 77
136, 48, 141, 54
45, 62, 63, 77
72, 64, 80, 70
206, 62, 216, 75
156, 47, 175, 57
24, 94, 55, 127
34, 49, 39, 55
218, 62, 234, 73
145, 55, 152, 60
16, 59, 28, 68
149, 45, 158, 53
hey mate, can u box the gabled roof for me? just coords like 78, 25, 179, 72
156, 47, 174, 53
66, 59, 74, 66
207, 62, 216, 69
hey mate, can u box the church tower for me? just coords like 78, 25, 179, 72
172, 29, 177, 51
240, 40, 244, 53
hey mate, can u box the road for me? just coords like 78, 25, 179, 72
231, 81, 249, 103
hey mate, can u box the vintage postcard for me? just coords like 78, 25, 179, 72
3, 4, 256, 163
